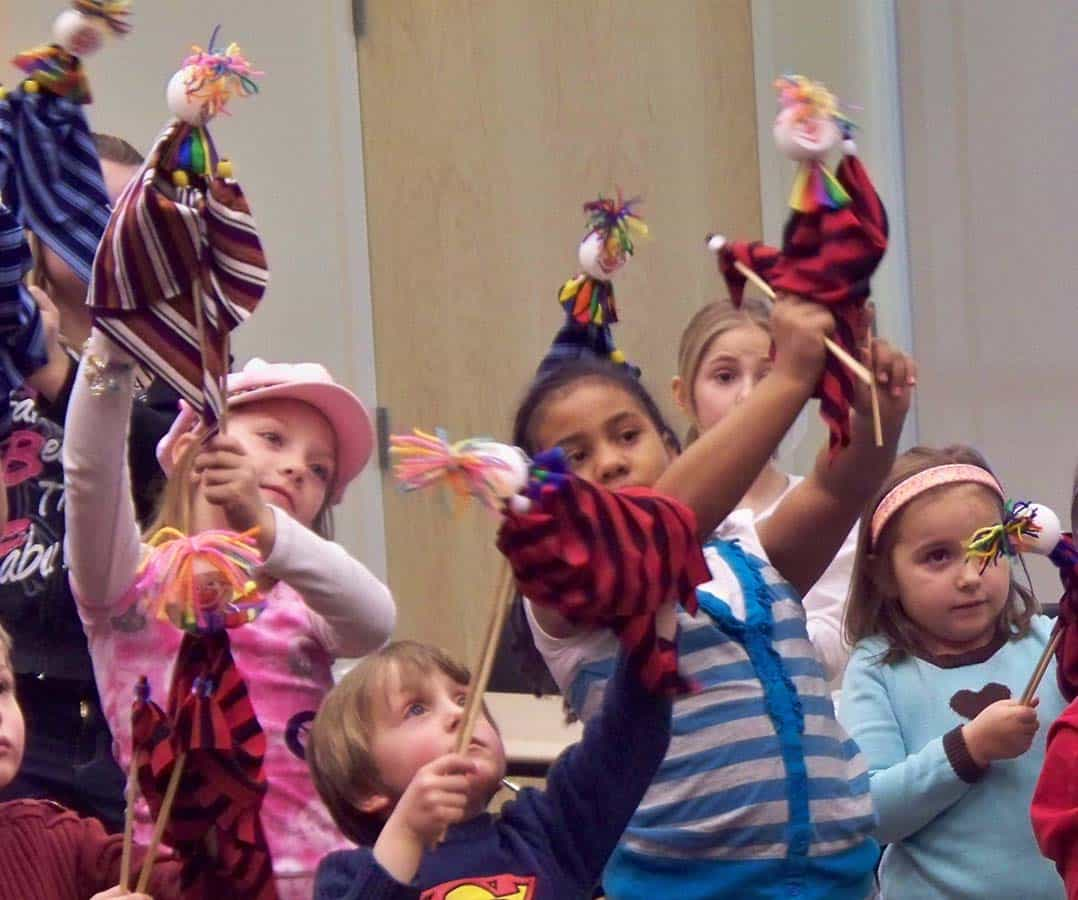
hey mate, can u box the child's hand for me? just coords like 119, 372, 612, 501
91, 887, 153, 900
962, 698, 1040, 766
770, 294, 835, 385
192, 434, 273, 535
24, 285, 72, 403
853, 337, 917, 434
386, 752, 476, 849
373, 753, 477, 884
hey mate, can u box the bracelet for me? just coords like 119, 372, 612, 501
82, 339, 134, 397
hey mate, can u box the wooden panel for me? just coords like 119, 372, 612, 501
358, 1, 761, 663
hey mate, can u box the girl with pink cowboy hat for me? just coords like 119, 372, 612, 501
63, 333, 396, 899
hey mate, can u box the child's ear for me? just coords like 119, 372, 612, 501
354, 792, 391, 816
671, 375, 690, 416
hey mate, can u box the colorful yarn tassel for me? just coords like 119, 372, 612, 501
966, 500, 1043, 573
73, 0, 133, 36
558, 274, 617, 328
582, 190, 648, 261
789, 160, 851, 214
135, 528, 266, 633
390, 429, 519, 512
180, 27, 262, 120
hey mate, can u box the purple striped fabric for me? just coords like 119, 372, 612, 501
88, 119, 268, 425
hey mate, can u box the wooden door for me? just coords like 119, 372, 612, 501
357, 1, 762, 664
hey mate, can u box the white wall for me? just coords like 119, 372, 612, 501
0, 0, 387, 579
899, 0, 1078, 603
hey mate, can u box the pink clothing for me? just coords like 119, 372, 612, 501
63, 332, 396, 899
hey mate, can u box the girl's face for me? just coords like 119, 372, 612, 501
195, 398, 337, 528
679, 323, 772, 434
885, 484, 1012, 657
532, 378, 675, 491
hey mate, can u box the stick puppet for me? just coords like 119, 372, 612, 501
0, 1, 130, 425
390, 429, 711, 747
541, 192, 647, 376
87, 28, 266, 429
708, 75, 888, 456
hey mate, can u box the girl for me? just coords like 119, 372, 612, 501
62, 332, 396, 898
839, 445, 1067, 898
672, 297, 859, 683
515, 294, 916, 899
0, 134, 175, 831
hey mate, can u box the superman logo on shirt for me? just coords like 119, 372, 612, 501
421, 874, 537, 900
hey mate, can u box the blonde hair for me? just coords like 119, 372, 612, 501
144, 423, 334, 541
676, 296, 772, 443
0, 621, 10, 668
844, 444, 1037, 664
308, 641, 477, 845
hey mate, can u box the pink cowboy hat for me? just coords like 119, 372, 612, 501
156, 358, 374, 505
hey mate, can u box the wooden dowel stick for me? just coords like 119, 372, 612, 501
1021, 628, 1062, 705
456, 559, 515, 753
135, 751, 187, 894
119, 768, 138, 891
733, 259, 882, 444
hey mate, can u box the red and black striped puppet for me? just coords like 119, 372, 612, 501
711, 75, 888, 456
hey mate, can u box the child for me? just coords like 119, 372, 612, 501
308, 638, 671, 899
1031, 468, 1078, 896
840, 445, 1067, 898
0, 134, 177, 832
516, 295, 915, 899
62, 333, 397, 898
672, 296, 859, 683
0, 619, 179, 900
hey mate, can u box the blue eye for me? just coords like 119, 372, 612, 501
260, 431, 283, 447
405, 702, 426, 718
310, 463, 331, 482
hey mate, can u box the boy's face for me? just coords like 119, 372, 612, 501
0, 651, 25, 791
364, 663, 506, 820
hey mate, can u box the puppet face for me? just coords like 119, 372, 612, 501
52, 10, 103, 57
578, 230, 626, 281
166, 67, 211, 126
886, 484, 1012, 657
0, 651, 25, 792
772, 105, 841, 161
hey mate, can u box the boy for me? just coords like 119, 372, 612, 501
308, 640, 671, 900
0, 618, 178, 899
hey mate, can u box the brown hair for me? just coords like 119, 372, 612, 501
676, 296, 772, 444
308, 641, 486, 846
844, 444, 1037, 664
144, 424, 335, 541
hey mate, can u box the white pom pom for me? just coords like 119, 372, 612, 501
509, 494, 532, 514
53, 9, 103, 56
842, 138, 857, 155
467, 441, 531, 499
706, 233, 726, 254
166, 67, 210, 126
1019, 503, 1063, 555
578, 230, 626, 281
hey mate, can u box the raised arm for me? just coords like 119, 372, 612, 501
760, 339, 914, 596
261, 506, 395, 657
654, 295, 831, 536
62, 329, 143, 617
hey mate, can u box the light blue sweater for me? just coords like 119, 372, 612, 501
840, 616, 1066, 899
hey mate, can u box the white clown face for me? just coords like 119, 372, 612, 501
772, 104, 841, 161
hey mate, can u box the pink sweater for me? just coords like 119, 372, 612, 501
62, 332, 396, 899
